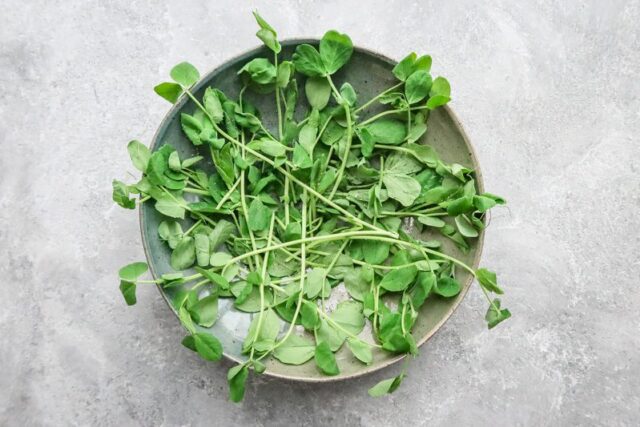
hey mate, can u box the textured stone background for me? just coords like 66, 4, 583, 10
1, 0, 639, 425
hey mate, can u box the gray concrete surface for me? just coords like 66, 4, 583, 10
1, 0, 639, 425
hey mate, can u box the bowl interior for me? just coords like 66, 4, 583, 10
141, 40, 483, 381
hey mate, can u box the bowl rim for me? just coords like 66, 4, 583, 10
140, 38, 485, 382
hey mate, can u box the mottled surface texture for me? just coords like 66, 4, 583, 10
1, 0, 638, 425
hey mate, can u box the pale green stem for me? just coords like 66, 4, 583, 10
354, 82, 403, 113
248, 214, 276, 361
183, 188, 209, 196
215, 177, 241, 209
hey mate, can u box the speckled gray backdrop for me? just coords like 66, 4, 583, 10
1, 0, 639, 425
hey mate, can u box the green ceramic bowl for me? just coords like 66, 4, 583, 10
140, 40, 484, 381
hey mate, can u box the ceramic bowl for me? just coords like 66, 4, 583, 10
140, 40, 484, 381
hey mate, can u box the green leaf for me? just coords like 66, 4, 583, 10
163, 272, 185, 287
277, 60, 294, 88
209, 219, 235, 250
344, 268, 370, 302
356, 127, 374, 157
380, 321, 416, 355
404, 70, 433, 104
195, 267, 230, 290
368, 373, 405, 397
301, 302, 320, 332
314, 341, 339, 375
168, 151, 181, 172
411, 271, 435, 308
170, 62, 200, 87
485, 298, 511, 329
112, 180, 135, 209
181, 334, 196, 351
222, 100, 239, 139
253, 11, 281, 53
248, 138, 287, 157
181, 155, 203, 169
210, 252, 233, 267
379, 266, 418, 292
293, 143, 313, 169
298, 111, 319, 155
252, 360, 266, 374
171, 236, 196, 270
455, 215, 478, 238
404, 143, 439, 167
283, 221, 302, 242
227, 364, 249, 402
232, 281, 254, 307
319, 30, 353, 75
473, 195, 498, 212
417, 215, 445, 228
440, 224, 469, 253
406, 122, 427, 143
426, 77, 451, 109
331, 300, 365, 335
273, 334, 316, 365
153, 82, 183, 103
379, 92, 407, 108
180, 113, 204, 145
426, 95, 450, 110
194, 233, 210, 267
305, 77, 331, 110
382, 174, 421, 207
244, 308, 281, 352
385, 152, 422, 175
247, 198, 270, 231
192, 332, 223, 361
127, 140, 150, 172
434, 277, 461, 297
203, 87, 224, 123
316, 319, 344, 351
340, 82, 357, 106
238, 58, 277, 86
476, 268, 504, 294
118, 262, 148, 281
365, 119, 407, 145
414, 55, 432, 72
481, 192, 507, 205
179, 304, 196, 333
147, 147, 183, 189
392, 52, 417, 81
446, 196, 474, 216
292, 44, 326, 77
317, 168, 336, 194
119, 280, 136, 305
245, 271, 262, 286
305, 267, 327, 299
189, 295, 218, 327
347, 338, 372, 365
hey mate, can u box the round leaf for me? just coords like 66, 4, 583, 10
127, 140, 150, 173
314, 341, 339, 375
273, 334, 315, 365
319, 30, 353, 75
193, 333, 223, 361
118, 262, 148, 282
170, 62, 200, 87
305, 77, 331, 110
404, 70, 433, 104
434, 277, 461, 297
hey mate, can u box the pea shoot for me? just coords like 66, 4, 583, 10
113, 11, 510, 402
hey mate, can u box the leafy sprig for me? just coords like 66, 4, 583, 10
113, 11, 511, 402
